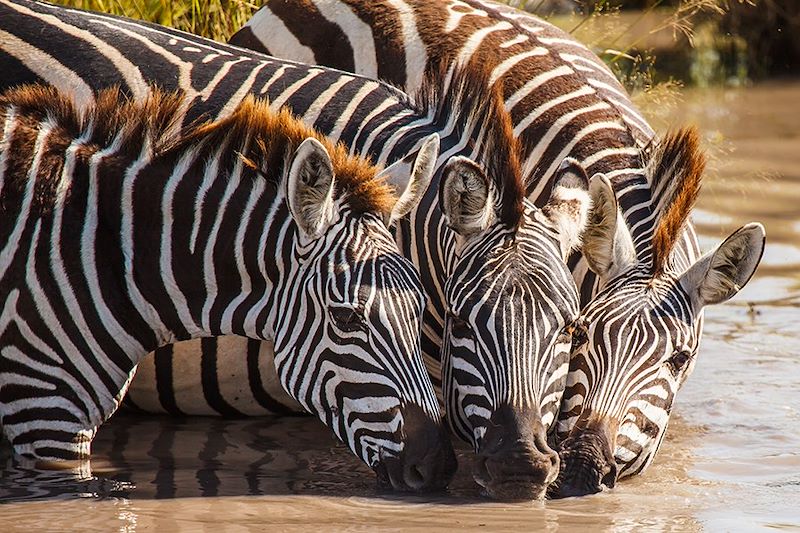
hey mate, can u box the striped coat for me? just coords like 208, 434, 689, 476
0, 82, 458, 490
231, 0, 767, 496
0, 0, 598, 500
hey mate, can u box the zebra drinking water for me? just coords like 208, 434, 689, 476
0, 83, 456, 492
0, 0, 600, 499
230, 0, 766, 495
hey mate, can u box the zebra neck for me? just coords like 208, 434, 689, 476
121, 144, 285, 351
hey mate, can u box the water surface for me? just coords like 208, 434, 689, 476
2, 82, 798, 531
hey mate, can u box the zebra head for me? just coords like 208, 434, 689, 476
439, 157, 594, 500
274, 134, 456, 492
552, 129, 766, 497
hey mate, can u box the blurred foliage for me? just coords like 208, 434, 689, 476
527, 1, 799, 84
52, 0, 260, 41
720, 0, 800, 78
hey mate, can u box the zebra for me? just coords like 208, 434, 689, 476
230, 0, 766, 495
0, 0, 599, 500
0, 82, 459, 492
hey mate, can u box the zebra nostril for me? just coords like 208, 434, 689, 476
403, 462, 428, 490
394, 403, 457, 492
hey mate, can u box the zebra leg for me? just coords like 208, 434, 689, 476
0, 290, 139, 462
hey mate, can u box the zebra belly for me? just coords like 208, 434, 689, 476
125, 337, 305, 417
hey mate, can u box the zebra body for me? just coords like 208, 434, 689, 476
0, 83, 459, 490
125, 337, 302, 416
232, 0, 767, 495
0, 0, 597, 499
231, 0, 657, 263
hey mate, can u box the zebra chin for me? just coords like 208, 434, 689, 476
372, 404, 457, 493
470, 405, 560, 501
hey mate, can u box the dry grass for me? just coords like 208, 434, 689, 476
52, 0, 260, 41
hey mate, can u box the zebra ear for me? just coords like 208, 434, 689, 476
541, 158, 592, 260
582, 172, 637, 283
438, 156, 497, 237
379, 134, 439, 226
285, 138, 337, 240
679, 223, 765, 312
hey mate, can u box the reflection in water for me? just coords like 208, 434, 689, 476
0, 413, 706, 530
1, 82, 799, 530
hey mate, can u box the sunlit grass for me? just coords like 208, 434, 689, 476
52, 0, 260, 41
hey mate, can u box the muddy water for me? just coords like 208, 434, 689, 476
1, 82, 799, 531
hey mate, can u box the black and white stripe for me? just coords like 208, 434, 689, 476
0, 0, 594, 499
231, 0, 766, 494
0, 82, 459, 491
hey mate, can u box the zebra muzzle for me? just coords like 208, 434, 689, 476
548, 425, 618, 498
472, 404, 560, 501
373, 404, 457, 493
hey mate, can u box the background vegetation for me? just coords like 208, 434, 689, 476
55, 0, 259, 40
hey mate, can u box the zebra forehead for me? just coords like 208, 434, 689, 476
412, 61, 525, 228
339, 248, 422, 290
587, 277, 695, 330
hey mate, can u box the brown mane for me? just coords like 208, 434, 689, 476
180, 95, 394, 214
648, 127, 705, 276
411, 60, 525, 228
0, 84, 184, 161
0, 84, 394, 215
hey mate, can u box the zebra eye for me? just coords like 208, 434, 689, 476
667, 350, 692, 374
330, 306, 365, 333
448, 313, 473, 338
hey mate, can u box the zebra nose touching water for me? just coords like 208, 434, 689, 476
552, 129, 766, 497
0, 85, 457, 492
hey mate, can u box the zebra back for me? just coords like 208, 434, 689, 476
231, 0, 658, 273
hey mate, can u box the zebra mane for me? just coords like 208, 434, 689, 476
0, 84, 394, 215
179, 94, 394, 215
0, 84, 184, 162
412, 62, 525, 228
646, 126, 705, 276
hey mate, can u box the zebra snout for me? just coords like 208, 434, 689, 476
472, 404, 560, 501
548, 426, 618, 498
375, 403, 457, 493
